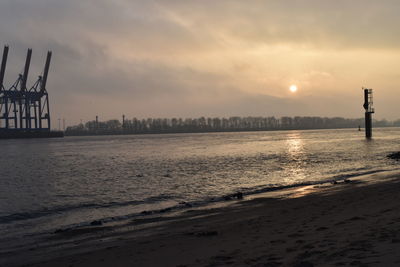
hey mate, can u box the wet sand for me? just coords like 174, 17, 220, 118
20, 171, 400, 266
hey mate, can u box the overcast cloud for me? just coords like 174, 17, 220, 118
1, 0, 400, 125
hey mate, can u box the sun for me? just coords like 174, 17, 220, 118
289, 85, 298, 93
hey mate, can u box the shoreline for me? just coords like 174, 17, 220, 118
4, 167, 388, 246
8, 169, 400, 266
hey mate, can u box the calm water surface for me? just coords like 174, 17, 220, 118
1, 128, 400, 255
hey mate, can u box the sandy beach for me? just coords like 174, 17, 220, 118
11, 170, 400, 266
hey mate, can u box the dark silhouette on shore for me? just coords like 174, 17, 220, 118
65, 116, 396, 136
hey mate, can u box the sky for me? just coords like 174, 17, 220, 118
1, 0, 400, 126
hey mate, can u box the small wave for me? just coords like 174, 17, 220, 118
48, 168, 397, 236
230, 168, 394, 199
143, 194, 175, 203
330, 168, 392, 180
0, 199, 143, 224
2, 168, 394, 230
0, 192, 181, 225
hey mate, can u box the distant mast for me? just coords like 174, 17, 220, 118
363, 88, 374, 139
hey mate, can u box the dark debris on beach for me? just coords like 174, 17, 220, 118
387, 152, 400, 160
223, 192, 244, 201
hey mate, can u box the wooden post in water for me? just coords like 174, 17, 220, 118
363, 88, 374, 139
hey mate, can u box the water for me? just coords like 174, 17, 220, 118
1, 128, 400, 256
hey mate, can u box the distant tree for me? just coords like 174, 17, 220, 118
65, 115, 399, 136
106, 119, 121, 129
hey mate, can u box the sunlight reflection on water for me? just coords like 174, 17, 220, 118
284, 131, 307, 183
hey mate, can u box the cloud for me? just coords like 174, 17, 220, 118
160, 0, 400, 50
1, 0, 400, 124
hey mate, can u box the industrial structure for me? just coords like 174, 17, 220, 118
363, 88, 374, 139
0, 45, 63, 138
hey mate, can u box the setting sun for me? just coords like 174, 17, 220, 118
290, 85, 298, 93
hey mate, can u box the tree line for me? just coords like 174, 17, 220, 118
64, 116, 398, 136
